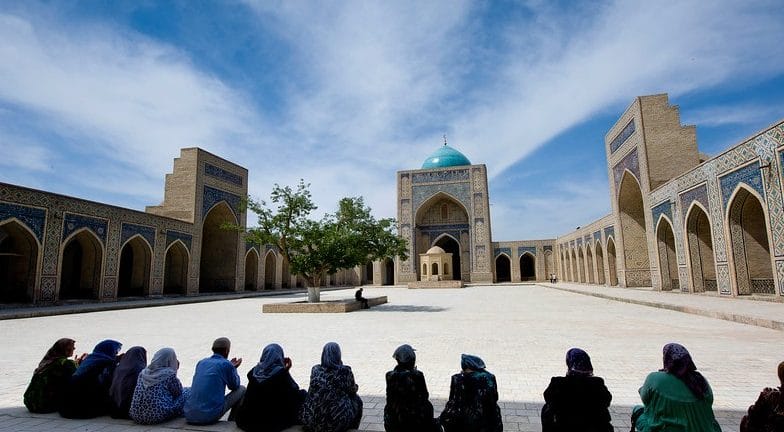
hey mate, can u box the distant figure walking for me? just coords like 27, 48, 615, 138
355, 288, 369, 309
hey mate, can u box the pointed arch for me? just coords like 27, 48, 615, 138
244, 248, 259, 291
200, 201, 238, 293
263, 250, 277, 290
365, 261, 374, 285
59, 228, 103, 300
618, 171, 651, 286
586, 244, 595, 284
595, 241, 606, 285
544, 250, 553, 282
606, 237, 618, 286
655, 215, 679, 291
570, 248, 577, 282
520, 251, 536, 281
433, 234, 461, 281
576, 247, 585, 283
726, 184, 773, 295
164, 240, 189, 295
495, 253, 511, 282
118, 234, 152, 297
383, 258, 395, 285
684, 202, 716, 292
0, 219, 39, 303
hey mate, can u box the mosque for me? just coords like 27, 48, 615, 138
1, 93, 783, 304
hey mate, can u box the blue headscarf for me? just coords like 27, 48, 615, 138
460, 353, 486, 371
565, 348, 593, 377
251, 343, 286, 382
321, 342, 343, 369
73, 339, 122, 377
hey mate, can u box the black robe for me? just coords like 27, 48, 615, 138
235, 368, 307, 432
384, 366, 439, 432
541, 375, 614, 432
58, 359, 117, 419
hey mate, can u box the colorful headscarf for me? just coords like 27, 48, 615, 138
661, 343, 709, 398
109, 346, 147, 409
35, 338, 75, 374
565, 348, 593, 377
139, 348, 179, 388
321, 342, 343, 369
461, 354, 486, 371
73, 339, 122, 377
393, 344, 416, 369
251, 343, 286, 382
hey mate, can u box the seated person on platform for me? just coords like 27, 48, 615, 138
24, 338, 85, 413
740, 361, 784, 432
109, 346, 147, 418
355, 288, 369, 309
541, 348, 613, 432
632, 343, 721, 432
59, 339, 123, 419
236, 343, 307, 432
439, 354, 503, 432
184, 337, 245, 425
129, 347, 190, 425
300, 342, 363, 432
384, 344, 440, 432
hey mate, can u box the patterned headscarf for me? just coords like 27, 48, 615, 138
251, 344, 286, 382
35, 338, 75, 374
393, 344, 416, 369
321, 342, 343, 369
139, 348, 179, 388
461, 354, 486, 371
73, 339, 122, 377
565, 348, 593, 377
661, 343, 709, 398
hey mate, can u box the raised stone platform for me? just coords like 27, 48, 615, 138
262, 296, 387, 313
407, 280, 464, 289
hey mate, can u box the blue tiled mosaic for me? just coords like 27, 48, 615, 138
63, 213, 108, 244
518, 246, 536, 256
651, 201, 673, 225
121, 223, 156, 249
604, 226, 614, 239
494, 247, 511, 258
412, 169, 469, 184
584, 235, 592, 245
719, 162, 764, 209
543, 245, 552, 252
576, 237, 582, 247
419, 223, 468, 246
412, 183, 471, 216
246, 242, 256, 252
166, 230, 192, 251
679, 184, 709, 215
203, 185, 242, 220
205, 163, 243, 186
610, 120, 636, 153
612, 149, 640, 189
0, 201, 46, 243
593, 231, 601, 243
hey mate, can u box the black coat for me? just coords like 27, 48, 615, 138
235, 369, 307, 432
384, 367, 439, 432
541, 375, 614, 432
58, 359, 117, 419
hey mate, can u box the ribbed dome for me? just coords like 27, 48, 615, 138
421, 145, 471, 169
426, 246, 446, 254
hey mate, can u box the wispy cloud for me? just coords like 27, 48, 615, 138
682, 103, 784, 128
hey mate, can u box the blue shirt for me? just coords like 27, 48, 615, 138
184, 354, 241, 424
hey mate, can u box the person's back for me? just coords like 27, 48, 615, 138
301, 342, 363, 432
542, 375, 613, 432
236, 368, 306, 432
635, 371, 720, 431
441, 370, 502, 432
741, 361, 784, 432
185, 338, 243, 425
385, 367, 436, 432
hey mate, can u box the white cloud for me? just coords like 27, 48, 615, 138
682, 103, 784, 128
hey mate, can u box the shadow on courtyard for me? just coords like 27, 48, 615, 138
370, 304, 449, 312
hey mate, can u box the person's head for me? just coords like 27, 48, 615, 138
321, 342, 343, 369
565, 348, 593, 377
94, 340, 122, 358
260, 343, 285, 365
460, 354, 485, 373
63, 339, 76, 357
778, 361, 784, 387
662, 343, 695, 375
393, 344, 416, 369
212, 337, 231, 358
149, 347, 179, 371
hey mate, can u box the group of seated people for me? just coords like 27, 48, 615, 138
23, 337, 783, 432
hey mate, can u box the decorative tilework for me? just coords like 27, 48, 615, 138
121, 223, 156, 249
584, 235, 592, 245
651, 201, 673, 227
777, 260, 784, 295
205, 163, 243, 186
576, 238, 582, 247
202, 185, 241, 220
246, 242, 256, 252
518, 246, 536, 256
612, 149, 640, 190
63, 213, 108, 244
717, 264, 731, 294
610, 120, 636, 153
679, 184, 709, 218
543, 245, 553, 252
593, 231, 601, 243
719, 162, 764, 209
166, 230, 192, 251
412, 169, 470, 184
0, 201, 46, 243
412, 183, 471, 215
494, 247, 511, 258
604, 226, 614, 239
40, 277, 56, 302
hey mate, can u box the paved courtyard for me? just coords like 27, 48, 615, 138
1, 284, 783, 431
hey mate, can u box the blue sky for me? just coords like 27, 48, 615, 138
1, 1, 783, 240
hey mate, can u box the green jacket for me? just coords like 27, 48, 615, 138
634, 371, 721, 432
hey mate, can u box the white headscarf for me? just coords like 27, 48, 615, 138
139, 347, 178, 388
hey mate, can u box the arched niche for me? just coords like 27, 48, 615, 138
245, 248, 259, 291
656, 217, 679, 291
520, 252, 536, 281
434, 234, 462, 281
415, 193, 468, 281
264, 251, 277, 290
495, 254, 511, 282
0, 220, 38, 303
727, 186, 773, 295
685, 203, 716, 292
606, 238, 619, 286
618, 171, 651, 286
164, 241, 189, 295
595, 242, 606, 285
118, 235, 152, 297
200, 202, 238, 293
586, 245, 595, 284
60, 229, 103, 300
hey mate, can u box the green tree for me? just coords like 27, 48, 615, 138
240, 181, 407, 295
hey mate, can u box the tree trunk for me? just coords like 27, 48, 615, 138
307, 274, 321, 302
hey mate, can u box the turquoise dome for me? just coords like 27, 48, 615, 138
421, 145, 471, 169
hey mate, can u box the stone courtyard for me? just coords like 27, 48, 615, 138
1, 284, 782, 431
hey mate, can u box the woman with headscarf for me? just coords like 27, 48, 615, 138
541, 348, 613, 432
740, 361, 784, 432
59, 339, 123, 419
235, 343, 307, 432
631, 343, 721, 432
384, 344, 439, 432
24, 338, 84, 413
129, 347, 190, 425
300, 342, 363, 432
439, 353, 503, 432
109, 346, 147, 418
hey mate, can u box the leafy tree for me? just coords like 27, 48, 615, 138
239, 180, 408, 290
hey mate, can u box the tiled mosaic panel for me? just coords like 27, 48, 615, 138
40, 276, 56, 302
719, 161, 764, 209
679, 184, 709, 219
166, 230, 192, 251
612, 148, 641, 190
494, 247, 511, 258
604, 226, 615, 240
543, 245, 552, 252
777, 260, 784, 295
121, 223, 156, 249
576, 237, 582, 246
0, 201, 46, 242
678, 267, 689, 293
412, 183, 472, 217
751, 279, 775, 294
593, 231, 601, 243
717, 264, 731, 294
205, 163, 243, 186
62, 213, 108, 244
610, 119, 636, 153
202, 185, 241, 221
412, 169, 469, 183
518, 246, 536, 256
